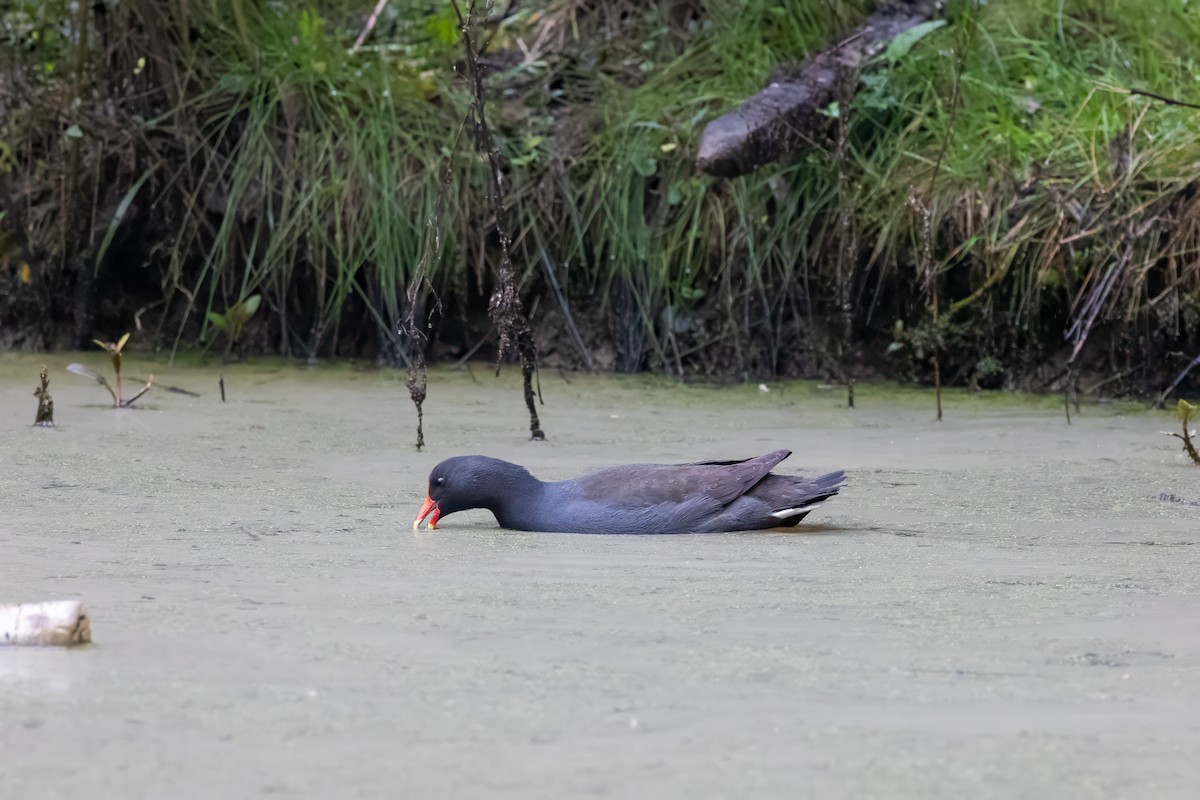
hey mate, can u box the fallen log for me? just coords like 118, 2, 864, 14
0, 600, 92, 647
696, 1, 943, 179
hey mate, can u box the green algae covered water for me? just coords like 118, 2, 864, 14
1, 353, 1197, 798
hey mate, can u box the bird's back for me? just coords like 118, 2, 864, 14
527, 451, 794, 534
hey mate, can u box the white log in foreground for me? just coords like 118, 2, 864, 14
0, 600, 91, 647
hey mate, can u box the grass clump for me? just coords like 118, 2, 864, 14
1, 0, 1198, 399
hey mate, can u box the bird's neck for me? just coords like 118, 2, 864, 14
482, 461, 545, 529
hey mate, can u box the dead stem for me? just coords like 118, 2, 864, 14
406, 368, 427, 450
34, 365, 54, 427
921, 3, 978, 421
121, 375, 154, 408
1097, 82, 1200, 111
93, 332, 130, 406
1169, 400, 1200, 465
832, 11, 857, 409
1156, 354, 1200, 409
453, 0, 545, 441
68, 333, 152, 408
66, 363, 117, 406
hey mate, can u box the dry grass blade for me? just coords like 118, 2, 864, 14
66, 363, 117, 406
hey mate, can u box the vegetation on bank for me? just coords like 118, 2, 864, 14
1, 0, 1198, 397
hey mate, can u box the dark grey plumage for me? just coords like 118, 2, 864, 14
416, 450, 844, 534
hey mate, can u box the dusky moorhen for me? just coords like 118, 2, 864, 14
413, 449, 844, 534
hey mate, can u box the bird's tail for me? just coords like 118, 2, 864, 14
769, 470, 846, 525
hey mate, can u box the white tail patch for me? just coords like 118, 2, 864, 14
770, 502, 823, 520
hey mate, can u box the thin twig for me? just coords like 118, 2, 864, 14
1063, 366, 1073, 425
66, 363, 117, 406
1156, 354, 1200, 409
121, 376, 154, 407
1168, 401, 1200, 465
396, 107, 461, 452
928, 13, 974, 420
453, 331, 493, 369
532, 226, 593, 371
350, 0, 390, 54
1175, 429, 1200, 464
1081, 364, 1140, 396
830, 1, 856, 408
1097, 82, 1200, 111
452, 0, 545, 441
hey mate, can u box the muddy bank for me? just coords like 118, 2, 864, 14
0, 354, 1197, 798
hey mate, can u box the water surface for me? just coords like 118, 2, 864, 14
1, 354, 1197, 798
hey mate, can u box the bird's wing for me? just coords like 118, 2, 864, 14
574, 449, 791, 509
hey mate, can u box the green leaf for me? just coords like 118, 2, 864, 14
216, 73, 247, 93
855, 73, 895, 112
96, 165, 159, 271
64, 124, 83, 139
511, 135, 545, 167
885, 20, 947, 63
228, 294, 261, 327
426, 13, 459, 45
632, 155, 658, 177
206, 311, 230, 332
